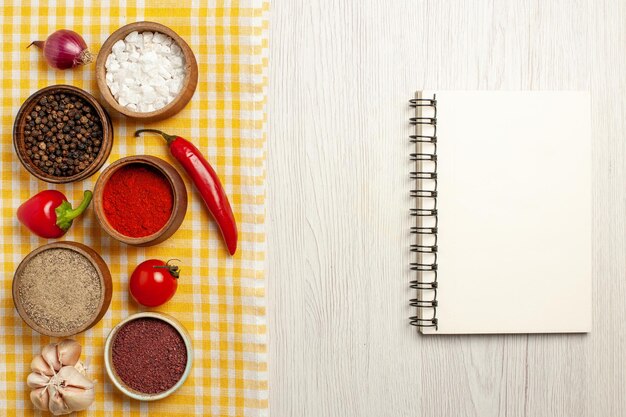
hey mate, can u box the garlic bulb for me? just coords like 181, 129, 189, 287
27, 339, 95, 415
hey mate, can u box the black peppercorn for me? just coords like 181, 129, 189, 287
23, 92, 104, 178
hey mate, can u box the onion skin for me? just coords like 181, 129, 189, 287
28, 29, 93, 70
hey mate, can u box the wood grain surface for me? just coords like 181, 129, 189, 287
266, 0, 626, 415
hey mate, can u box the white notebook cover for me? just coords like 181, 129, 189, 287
417, 91, 592, 334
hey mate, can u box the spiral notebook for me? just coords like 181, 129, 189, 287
409, 91, 592, 334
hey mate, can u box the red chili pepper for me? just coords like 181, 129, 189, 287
134, 129, 238, 255
17, 190, 93, 238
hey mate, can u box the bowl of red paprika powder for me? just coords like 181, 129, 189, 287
93, 155, 188, 246
104, 311, 193, 401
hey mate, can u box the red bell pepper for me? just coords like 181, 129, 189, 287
17, 190, 93, 238
134, 129, 238, 255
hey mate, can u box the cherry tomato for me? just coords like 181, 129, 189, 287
129, 259, 180, 307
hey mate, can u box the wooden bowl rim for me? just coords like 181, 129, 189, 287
13, 84, 113, 184
12, 241, 112, 337
95, 21, 199, 121
104, 311, 193, 401
93, 155, 187, 246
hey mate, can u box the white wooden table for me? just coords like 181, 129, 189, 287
266, 1, 625, 415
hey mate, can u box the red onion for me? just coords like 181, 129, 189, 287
28, 30, 93, 70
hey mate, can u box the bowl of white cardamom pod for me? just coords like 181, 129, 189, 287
95, 21, 199, 122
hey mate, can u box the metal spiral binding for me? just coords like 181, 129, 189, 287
408, 94, 438, 330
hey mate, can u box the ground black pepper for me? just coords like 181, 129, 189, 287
111, 317, 187, 394
16, 248, 101, 333
23, 93, 103, 177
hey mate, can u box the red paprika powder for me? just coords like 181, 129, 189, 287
103, 164, 173, 237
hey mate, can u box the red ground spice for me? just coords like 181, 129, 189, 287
111, 317, 187, 394
103, 164, 173, 237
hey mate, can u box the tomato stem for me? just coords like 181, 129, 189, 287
153, 259, 181, 279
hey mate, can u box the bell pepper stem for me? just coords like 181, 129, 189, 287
134, 129, 177, 145
55, 190, 93, 231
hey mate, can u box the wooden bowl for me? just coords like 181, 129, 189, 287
104, 311, 193, 401
13, 85, 114, 183
93, 155, 188, 246
95, 21, 199, 122
12, 241, 113, 337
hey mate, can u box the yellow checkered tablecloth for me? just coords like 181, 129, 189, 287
0, 1, 269, 416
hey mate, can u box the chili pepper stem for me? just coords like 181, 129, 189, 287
55, 190, 93, 230
134, 129, 177, 145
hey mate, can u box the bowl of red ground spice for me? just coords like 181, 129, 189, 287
104, 312, 193, 401
93, 155, 188, 246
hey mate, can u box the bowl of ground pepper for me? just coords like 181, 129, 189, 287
104, 312, 193, 401
13, 85, 113, 183
12, 241, 113, 337
93, 155, 188, 246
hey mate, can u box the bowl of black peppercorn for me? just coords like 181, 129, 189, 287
13, 85, 113, 183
